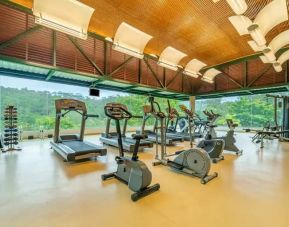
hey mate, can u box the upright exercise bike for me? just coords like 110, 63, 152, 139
101, 103, 160, 201
148, 97, 218, 184
204, 110, 243, 155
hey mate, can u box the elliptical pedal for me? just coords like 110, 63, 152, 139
167, 160, 184, 170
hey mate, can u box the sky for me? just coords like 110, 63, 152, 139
0, 75, 126, 98
0, 75, 239, 102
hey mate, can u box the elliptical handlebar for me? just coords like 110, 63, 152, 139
203, 110, 211, 117
179, 105, 194, 118
203, 110, 221, 119
210, 110, 221, 117
148, 97, 166, 119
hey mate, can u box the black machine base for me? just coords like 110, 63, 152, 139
131, 183, 160, 202
101, 172, 160, 202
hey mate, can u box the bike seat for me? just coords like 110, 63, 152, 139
132, 134, 148, 140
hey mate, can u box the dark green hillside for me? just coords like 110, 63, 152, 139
0, 85, 279, 131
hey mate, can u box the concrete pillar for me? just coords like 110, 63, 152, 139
189, 96, 196, 112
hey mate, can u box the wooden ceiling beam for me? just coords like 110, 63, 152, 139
110, 56, 134, 76
143, 58, 164, 88
0, 25, 41, 50
247, 65, 272, 88
68, 36, 105, 76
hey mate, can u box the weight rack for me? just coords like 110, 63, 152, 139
2, 105, 21, 152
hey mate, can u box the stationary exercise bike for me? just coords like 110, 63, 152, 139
101, 103, 160, 201
204, 110, 243, 155
179, 105, 225, 163
148, 97, 218, 184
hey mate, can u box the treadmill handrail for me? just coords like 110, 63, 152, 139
85, 114, 99, 118
57, 109, 83, 118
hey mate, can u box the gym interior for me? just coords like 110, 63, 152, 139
1, 1, 289, 226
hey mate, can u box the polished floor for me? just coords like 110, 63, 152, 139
0, 132, 289, 227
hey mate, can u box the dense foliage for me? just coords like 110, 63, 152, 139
0, 86, 179, 131
0, 85, 282, 131
195, 95, 280, 128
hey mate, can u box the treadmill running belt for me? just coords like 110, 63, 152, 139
62, 141, 98, 153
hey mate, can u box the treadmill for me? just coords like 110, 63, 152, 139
100, 103, 153, 152
50, 99, 107, 162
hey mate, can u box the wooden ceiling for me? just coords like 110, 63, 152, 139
8, 0, 289, 67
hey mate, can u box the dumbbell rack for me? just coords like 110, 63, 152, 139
2, 106, 21, 152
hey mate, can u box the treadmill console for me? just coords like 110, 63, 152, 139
55, 99, 87, 113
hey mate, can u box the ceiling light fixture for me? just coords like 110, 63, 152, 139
158, 60, 179, 71
33, 0, 94, 40
273, 62, 282, 72
201, 68, 222, 83
229, 0, 288, 47
262, 48, 276, 62
247, 40, 266, 52
272, 50, 289, 72
158, 47, 187, 71
105, 37, 113, 42
112, 22, 153, 59
267, 30, 289, 54
183, 59, 207, 78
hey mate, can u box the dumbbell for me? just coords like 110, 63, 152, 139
4, 129, 18, 132
4, 117, 18, 120
4, 133, 18, 137
4, 138, 13, 141
4, 125, 17, 128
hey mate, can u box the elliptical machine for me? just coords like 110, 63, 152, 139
179, 105, 225, 163
101, 103, 160, 201
204, 110, 243, 155
147, 97, 218, 184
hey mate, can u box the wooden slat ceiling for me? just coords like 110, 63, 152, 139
8, 0, 289, 67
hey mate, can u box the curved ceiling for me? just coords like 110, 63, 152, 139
9, 0, 289, 67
